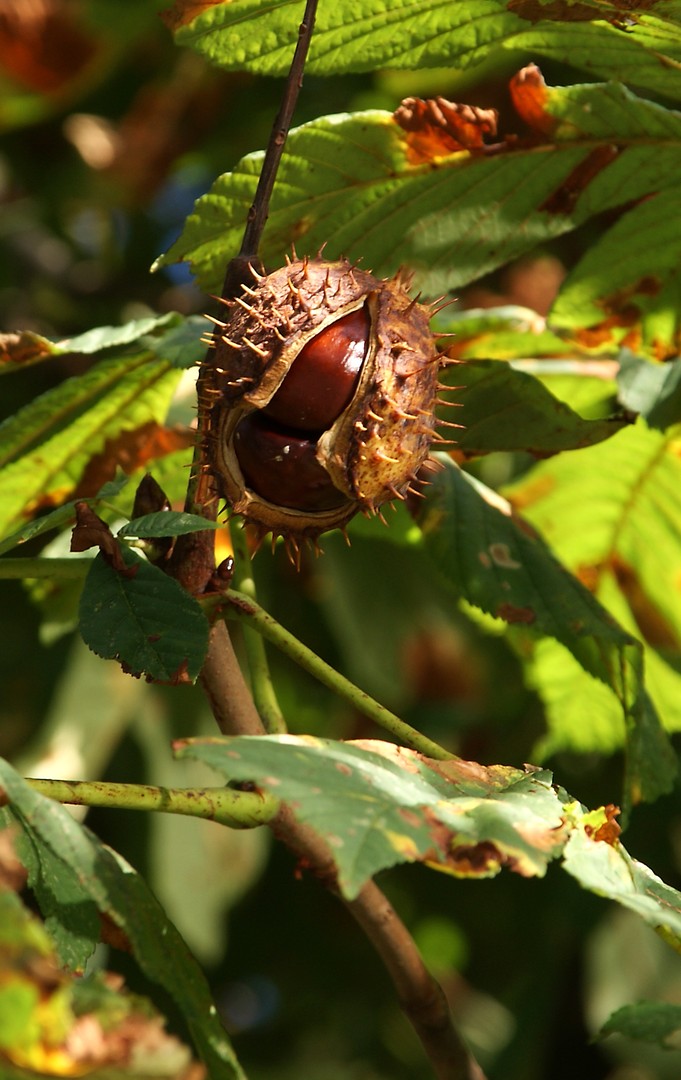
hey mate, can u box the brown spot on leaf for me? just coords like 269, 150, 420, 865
150, 658, 193, 686
611, 556, 681, 650
448, 840, 506, 875
585, 804, 622, 845
509, 64, 555, 136
99, 912, 132, 953
496, 602, 536, 624
541, 145, 621, 215
394, 96, 498, 164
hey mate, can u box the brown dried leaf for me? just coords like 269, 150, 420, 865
394, 96, 498, 164
0, 331, 54, 368
70, 502, 135, 577
509, 63, 557, 136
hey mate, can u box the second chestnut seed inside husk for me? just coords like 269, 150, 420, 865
206, 256, 440, 551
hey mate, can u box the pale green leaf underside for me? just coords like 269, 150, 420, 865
599, 1001, 681, 1046
177, 735, 568, 897
174, 0, 681, 102
0, 761, 244, 1079
156, 80, 681, 338
563, 820, 681, 951
178, 735, 681, 941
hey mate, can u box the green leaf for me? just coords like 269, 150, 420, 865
441, 359, 628, 457
504, 421, 681, 740
417, 457, 676, 804
599, 1001, 681, 1047
156, 71, 681, 344
178, 735, 569, 897
550, 188, 681, 358
617, 351, 681, 430
79, 549, 209, 683
143, 314, 208, 369
563, 809, 681, 952
59, 313, 178, 355
438, 305, 574, 361
168, 0, 681, 101
0, 354, 179, 540
0, 478, 130, 557
0, 761, 245, 1079
119, 511, 222, 539
0, 315, 179, 374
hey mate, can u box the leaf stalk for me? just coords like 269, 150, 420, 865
22, 777, 279, 828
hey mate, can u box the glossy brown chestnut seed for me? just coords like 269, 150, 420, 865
263, 306, 369, 433
234, 412, 348, 513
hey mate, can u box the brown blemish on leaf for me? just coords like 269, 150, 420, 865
611, 556, 681, 650
0, 331, 53, 367
394, 96, 498, 165
509, 64, 556, 136
488, 543, 522, 569
99, 912, 133, 953
505, 474, 556, 510
335, 762, 352, 776
496, 602, 536, 624
541, 145, 621, 215
448, 840, 506, 876
585, 804, 622, 845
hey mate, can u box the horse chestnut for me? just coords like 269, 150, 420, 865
206, 256, 439, 553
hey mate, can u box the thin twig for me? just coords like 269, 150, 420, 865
270, 805, 486, 1080
200, 620, 265, 737
23, 777, 279, 829
346, 883, 487, 1080
235, 0, 319, 266
222, 589, 452, 760
229, 521, 287, 734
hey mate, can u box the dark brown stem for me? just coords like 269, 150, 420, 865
200, 620, 265, 737
347, 884, 487, 1080
270, 806, 486, 1080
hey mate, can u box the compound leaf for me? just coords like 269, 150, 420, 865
417, 457, 676, 805
165, 0, 681, 103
